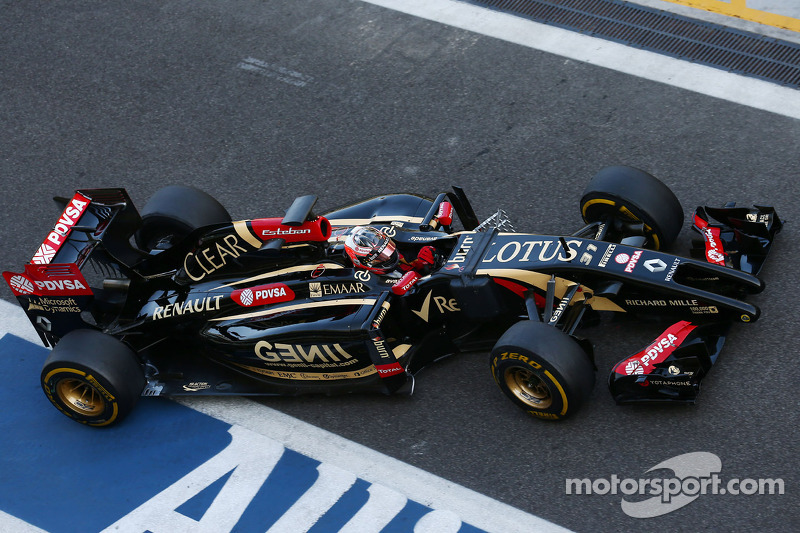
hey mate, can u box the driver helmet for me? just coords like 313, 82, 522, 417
344, 226, 399, 274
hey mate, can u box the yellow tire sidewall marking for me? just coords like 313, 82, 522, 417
43, 367, 119, 426
544, 370, 569, 416
581, 198, 616, 219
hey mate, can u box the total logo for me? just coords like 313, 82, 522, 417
232, 283, 294, 307
375, 362, 404, 377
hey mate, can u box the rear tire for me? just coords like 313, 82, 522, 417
41, 330, 145, 427
135, 185, 231, 251
490, 321, 594, 420
580, 166, 684, 250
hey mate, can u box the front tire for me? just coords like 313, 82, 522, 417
490, 321, 594, 420
41, 330, 145, 427
580, 165, 684, 250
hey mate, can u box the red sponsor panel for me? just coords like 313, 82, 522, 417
4, 264, 93, 297
492, 278, 528, 298
693, 211, 726, 265
375, 362, 404, 377
703, 227, 726, 265
31, 192, 91, 265
614, 321, 696, 376
492, 278, 548, 308
435, 201, 453, 225
3, 271, 36, 296
391, 271, 420, 295
692, 212, 709, 230
231, 283, 295, 307
250, 217, 332, 243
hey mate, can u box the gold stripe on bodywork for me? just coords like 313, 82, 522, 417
231, 362, 377, 380
326, 215, 425, 226
211, 262, 345, 290
392, 344, 411, 359
210, 298, 378, 321
475, 268, 626, 313
233, 220, 262, 249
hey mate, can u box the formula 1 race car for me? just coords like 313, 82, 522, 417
3, 166, 782, 426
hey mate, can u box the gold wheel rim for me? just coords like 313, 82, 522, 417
56, 378, 105, 416
504, 368, 552, 409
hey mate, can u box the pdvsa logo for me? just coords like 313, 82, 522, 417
34, 278, 89, 293
232, 284, 294, 307
32, 193, 90, 265
9, 275, 35, 295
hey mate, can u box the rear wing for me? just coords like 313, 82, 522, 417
3, 189, 140, 346
31, 189, 141, 269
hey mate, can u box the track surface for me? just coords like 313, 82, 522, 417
1, 1, 798, 531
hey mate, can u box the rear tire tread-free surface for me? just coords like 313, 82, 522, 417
135, 185, 232, 250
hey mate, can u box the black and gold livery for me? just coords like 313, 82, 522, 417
2, 167, 782, 426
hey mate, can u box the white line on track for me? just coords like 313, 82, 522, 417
177, 396, 571, 533
0, 299, 41, 345
359, 0, 800, 120
0, 298, 570, 533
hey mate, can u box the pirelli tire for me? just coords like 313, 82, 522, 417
490, 321, 594, 421
580, 165, 684, 250
41, 329, 145, 427
135, 185, 232, 251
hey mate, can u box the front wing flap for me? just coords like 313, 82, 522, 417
691, 204, 782, 275
608, 321, 729, 404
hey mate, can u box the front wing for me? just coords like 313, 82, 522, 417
609, 203, 781, 404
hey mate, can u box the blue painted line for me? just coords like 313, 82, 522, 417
0, 333, 493, 532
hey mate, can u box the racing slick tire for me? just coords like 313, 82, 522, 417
490, 321, 594, 420
135, 185, 232, 251
41, 329, 145, 427
580, 165, 684, 250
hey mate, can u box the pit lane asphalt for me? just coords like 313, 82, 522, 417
1, 1, 798, 531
